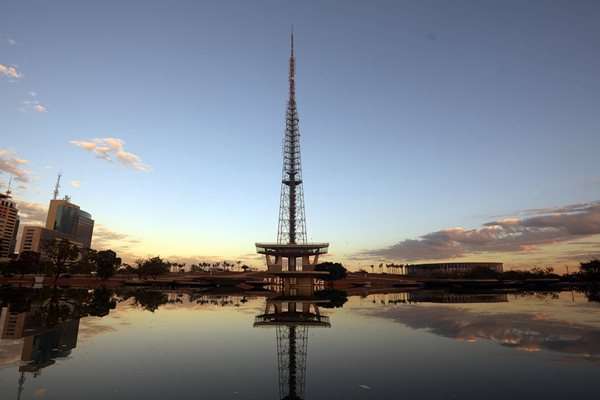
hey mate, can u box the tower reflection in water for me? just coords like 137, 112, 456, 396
254, 277, 331, 400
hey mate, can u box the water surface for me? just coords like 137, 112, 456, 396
1, 288, 599, 399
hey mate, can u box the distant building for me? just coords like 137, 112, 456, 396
19, 197, 94, 256
405, 262, 503, 277
0, 191, 20, 258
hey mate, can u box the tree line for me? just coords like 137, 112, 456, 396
0, 239, 182, 282
0, 239, 123, 283
0, 238, 257, 283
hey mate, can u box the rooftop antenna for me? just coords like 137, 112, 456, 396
5, 176, 12, 196
53, 173, 62, 200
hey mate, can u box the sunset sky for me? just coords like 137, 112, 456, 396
2, 1, 600, 271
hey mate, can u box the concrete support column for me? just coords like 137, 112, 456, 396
288, 256, 296, 272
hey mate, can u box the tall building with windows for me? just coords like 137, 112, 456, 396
46, 199, 94, 248
0, 191, 20, 258
20, 197, 94, 255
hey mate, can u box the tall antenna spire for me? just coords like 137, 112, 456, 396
53, 173, 62, 200
5, 176, 12, 196
290, 25, 294, 57
277, 30, 307, 244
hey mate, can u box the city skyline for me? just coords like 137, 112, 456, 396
2, 1, 600, 271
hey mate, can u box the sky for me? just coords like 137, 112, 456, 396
1, 0, 600, 271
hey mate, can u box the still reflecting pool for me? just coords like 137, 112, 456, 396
1, 287, 599, 399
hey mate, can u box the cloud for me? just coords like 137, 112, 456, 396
0, 148, 30, 183
367, 305, 600, 360
92, 224, 140, 253
70, 138, 151, 171
7, 38, 16, 46
0, 63, 22, 79
15, 201, 47, 225
361, 201, 600, 262
21, 92, 48, 113
71, 180, 81, 188
33, 104, 47, 113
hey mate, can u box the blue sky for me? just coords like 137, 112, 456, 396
2, 0, 600, 269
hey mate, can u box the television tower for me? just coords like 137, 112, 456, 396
256, 31, 328, 273
277, 31, 307, 245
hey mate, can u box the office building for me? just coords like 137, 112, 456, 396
0, 190, 20, 258
19, 197, 94, 255
46, 199, 94, 248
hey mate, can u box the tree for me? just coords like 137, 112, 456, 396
241, 265, 250, 273
96, 250, 119, 280
71, 249, 97, 275
129, 289, 169, 312
0, 260, 16, 276
14, 251, 42, 277
43, 239, 80, 283
135, 259, 145, 279
87, 287, 117, 317
191, 264, 203, 273
139, 256, 170, 279
171, 262, 186, 273
580, 259, 600, 275
315, 289, 348, 308
118, 263, 137, 275
314, 262, 347, 281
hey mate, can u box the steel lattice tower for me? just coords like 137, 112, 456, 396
277, 31, 307, 245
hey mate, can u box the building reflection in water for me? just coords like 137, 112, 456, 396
0, 287, 115, 399
255, 276, 331, 400
375, 291, 509, 305
1, 305, 80, 399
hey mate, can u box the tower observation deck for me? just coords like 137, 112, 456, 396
256, 32, 329, 277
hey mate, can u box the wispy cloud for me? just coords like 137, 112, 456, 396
0, 148, 30, 183
7, 38, 16, 46
33, 104, 47, 113
70, 137, 151, 172
0, 63, 22, 79
20, 92, 48, 113
71, 180, 81, 188
92, 224, 141, 252
15, 200, 47, 225
360, 201, 600, 262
